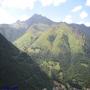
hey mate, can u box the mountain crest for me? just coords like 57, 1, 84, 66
25, 14, 55, 25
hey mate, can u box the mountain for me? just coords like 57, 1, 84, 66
70, 24, 90, 57
25, 14, 55, 26
14, 23, 90, 89
0, 14, 55, 42
14, 23, 88, 54
0, 33, 53, 90
0, 14, 90, 89
0, 14, 90, 43
70, 23, 90, 36
0, 24, 26, 42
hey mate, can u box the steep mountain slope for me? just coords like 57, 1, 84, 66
0, 33, 53, 90
31, 23, 84, 54
14, 31, 33, 50
15, 23, 90, 57
14, 23, 85, 54
70, 24, 90, 57
14, 23, 90, 89
14, 14, 57, 50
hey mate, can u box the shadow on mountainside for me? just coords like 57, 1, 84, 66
0, 33, 53, 90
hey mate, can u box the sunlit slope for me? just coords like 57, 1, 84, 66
14, 32, 33, 49
31, 23, 84, 54
14, 23, 90, 89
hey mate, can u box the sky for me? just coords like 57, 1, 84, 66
0, 0, 90, 26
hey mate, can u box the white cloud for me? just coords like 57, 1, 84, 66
72, 5, 82, 12
39, 0, 67, 7
0, 0, 3, 5
78, 21, 90, 27
85, 22, 90, 26
0, 0, 37, 23
1, 0, 37, 10
80, 11, 88, 19
86, 0, 90, 6
0, 8, 16, 24
0, 0, 67, 10
63, 15, 72, 23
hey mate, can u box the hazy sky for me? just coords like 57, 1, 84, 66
0, 0, 90, 26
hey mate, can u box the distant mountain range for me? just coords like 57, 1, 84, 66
0, 14, 90, 42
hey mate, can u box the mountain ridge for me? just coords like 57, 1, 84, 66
0, 14, 90, 42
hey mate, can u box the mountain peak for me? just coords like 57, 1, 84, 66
25, 14, 55, 26
32, 14, 42, 17
29, 14, 46, 20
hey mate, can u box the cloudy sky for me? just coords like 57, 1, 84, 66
0, 0, 90, 26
